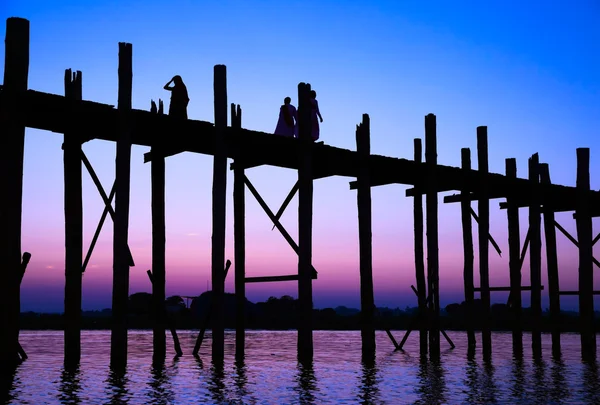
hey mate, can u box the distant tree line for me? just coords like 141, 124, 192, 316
19, 292, 600, 332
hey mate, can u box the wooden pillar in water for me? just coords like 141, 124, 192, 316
0, 17, 29, 369
477, 126, 492, 360
539, 163, 561, 355
413, 138, 428, 356
356, 114, 375, 354
63, 69, 83, 367
233, 103, 245, 360
505, 158, 523, 355
151, 100, 166, 361
110, 42, 133, 369
575, 148, 596, 359
211, 65, 228, 362
461, 148, 475, 351
297, 82, 314, 362
425, 113, 440, 359
528, 153, 542, 357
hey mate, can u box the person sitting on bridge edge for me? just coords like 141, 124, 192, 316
164, 75, 189, 120
274, 96, 298, 137
310, 90, 323, 141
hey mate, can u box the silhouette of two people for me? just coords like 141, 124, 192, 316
274, 90, 323, 141
164, 75, 189, 119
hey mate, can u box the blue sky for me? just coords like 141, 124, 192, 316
2, 1, 600, 312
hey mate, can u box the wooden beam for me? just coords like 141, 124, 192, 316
529, 153, 542, 358
413, 139, 428, 356
474, 286, 543, 292
461, 148, 475, 351
245, 271, 317, 283
211, 64, 228, 363
232, 103, 245, 360
356, 113, 375, 355
297, 82, 314, 362
505, 157, 523, 355
110, 41, 133, 370
575, 148, 596, 358
0, 17, 29, 370
539, 163, 561, 355
271, 181, 299, 231
63, 68, 83, 367
477, 126, 492, 361
559, 291, 600, 296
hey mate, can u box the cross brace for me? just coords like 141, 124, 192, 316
554, 221, 600, 268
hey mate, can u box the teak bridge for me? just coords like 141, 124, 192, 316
1, 17, 597, 370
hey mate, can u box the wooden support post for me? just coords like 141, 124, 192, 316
425, 114, 440, 359
528, 154, 542, 357
575, 148, 596, 358
506, 158, 523, 355
147, 270, 182, 358
477, 126, 492, 360
539, 163, 561, 355
110, 42, 133, 369
16, 252, 31, 361
356, 113, 375, 355
151, 99, 166, 360
297, 82, 314, 362
63, 69, 83, 367
0, 17, 29, 370
232, 103, 245, 360
461, 148, 476, 351
413, 139, 428, 356
211, 64, 228, 362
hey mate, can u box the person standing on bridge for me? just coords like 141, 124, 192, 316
163, 75, 190, 120
310, 90, 323, 141
274, 96, 298, 137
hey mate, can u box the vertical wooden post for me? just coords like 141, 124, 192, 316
110, 42, 133, 369
356, 114, 375, 354
506, 158, 523, 355
425, 113, 440, 359
211, 65, 228, 362
461, 148, 476, 351
297, 82, 314, 362
528, 153, 542, 357
477, 126, 492, 360
539, 163, 561, 355
413, 139, 428, 357
575, 148, 596, 358
151, 99, 166, 361
233, 103, 245, 360
63, 69, 83, 367
0, 17, 29, 369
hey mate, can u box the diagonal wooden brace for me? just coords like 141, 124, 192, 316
470, 208, 502, 257
507, 228, 530, 306
554, 220, 600, 268
80, 150, 135, 268
271, 181, 299, 231
244, 175, 319, 275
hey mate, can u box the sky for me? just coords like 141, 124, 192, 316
1, 0, 600, 313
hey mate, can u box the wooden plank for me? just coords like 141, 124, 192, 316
245, 271, 318, 283
356, 114, 375, 355
575, 148, 596, 358
211, 65, 228, 363
232, 103, 245, 360
474, 286, 543, 292
297, 82, 314, 362
413, 139, 428, 356
505, 158, 523, 355
559, 291, 600, 295
150, 99, 167, 360
0, 17, 29, 370
425, 114, 440, 359
110, 42, 133, 370
461, 148, 475, 351
539, 163, 561, 355
63, 68, 83, 367
529, 154, 542, 358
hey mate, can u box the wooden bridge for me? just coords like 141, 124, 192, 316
0, 17, 597, 371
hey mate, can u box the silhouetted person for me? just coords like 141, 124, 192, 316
310, 90, 323, 141
274, 96, 297, 137
163, 75, 189, 120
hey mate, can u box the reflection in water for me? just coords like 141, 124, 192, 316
465, 355, 497, 403
481, 360, 498, 404
510, 354, 526, 402
549, 353, 568, 402
58, 365, 82, 405
582, 360, 600, 404
233, 357, 249, 400
1, 366, 18, 404
147, 360, 175, 404
296, 360, 318, 405
416, 357, 446, 404
357, 353, 380, 404
207, 360, 227, 404
532, 356, 548, 404
106, 367, 130, 405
